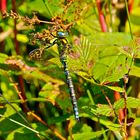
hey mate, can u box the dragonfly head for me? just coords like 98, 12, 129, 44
57, 31, 69, 38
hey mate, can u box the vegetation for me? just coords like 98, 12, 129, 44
0, 0, 140, 140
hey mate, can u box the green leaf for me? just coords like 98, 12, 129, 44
96, 105, 112, 117
104, 85, 125, 92
92, 63, 108, 80
47, 115, 69, 124
68, 130, 108, 140
77, 123, 93, 133
0, 56, 64, 85
114, 97, 140, 110
81, 106, 121, 131
39, 83, 61, 105
48, 57, 61, 66
129, 65, 140, 77
130, 7, 140, 25
125, 97, 140, 108
98, 54, 131, 83
113, 99, 124, 110
0, 113, 21, 133
3, 104, 21, 118
125, 7, 140, 33
76, 71, 96, 84
82, 105, 112, 117
89, 32, 132, 46
69, 33, 132, 84
76, 36, 94, 63
0, 53, 8, 63
6, 127, 40, 140
69, 36, 97, 77
17, 34, 29, 43
23, 64, 64, 85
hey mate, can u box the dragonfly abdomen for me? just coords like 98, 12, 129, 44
29, 31, 80, 121
61, 55, 80, 121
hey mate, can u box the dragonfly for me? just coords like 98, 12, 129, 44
29, 31, 80, 121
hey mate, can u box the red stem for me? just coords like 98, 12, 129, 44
128, 0, 134, 13
96, 0, 107, 32
12, 0, 20, 54
12, 0, 26, 101
114, 89, 125, 122
0, 0, 7, 13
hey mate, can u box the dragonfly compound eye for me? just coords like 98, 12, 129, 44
57, 31, 69, 38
